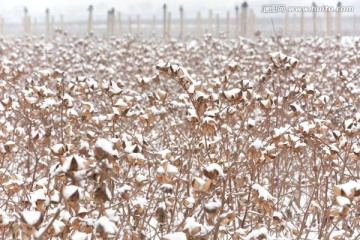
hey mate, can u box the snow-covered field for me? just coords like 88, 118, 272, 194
0, 33, 359, 239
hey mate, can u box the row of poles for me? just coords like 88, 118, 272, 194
0, 1, 356, 39
22, 8, 64, 38
98, 2, 255, 39
96, 2, 352, 38
286, 2, 347, 37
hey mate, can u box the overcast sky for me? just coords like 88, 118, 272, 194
0, 0, 358, 24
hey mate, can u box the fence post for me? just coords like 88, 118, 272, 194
107, 8, 115, 37
325, 11, 331, 36
216, 14, 219, 37
117, 12, 122, 36
137, 14, 140, 35
23, 7, 26, 35
51, 15, 55, 36
241, 1, 248, 37
107, 10, 110, 37
23, 7, 30, 36
336, 2, 341, 35
300, 11, 304, 36
284, 11, 288, 36
152, 15, 156, 36
128, 16, 132, 34
249, 9, 255, 37
312, 2, 316, 36
46, 8, 50, 40
163, 4, 167, 38
235, 5, 239, 37
179, 6, 184, 38
32, 17, 37, 35
167, 11, 171, 39
88, 5, 93, 35
196, 11, 202, 38
226, 11, 230, 37
0, 17, 3, 36
111, 8, 115, 36
208, 9, 213, 34
60, 15, 64, 32
354, 14, 357, 36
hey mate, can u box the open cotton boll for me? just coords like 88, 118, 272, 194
51, 143, 65, 155
0, 210, 12, 227
52, 220, 66, 235
20, 210, 43, 227
336, 196, 350, 207
203, 163, 224, 179
183, 197, 195, 209
334, 180, 360, 199
183, 217, 202, 236
62, 154, 89, 172
251, 138, 263, 150
63, 185, 84, 201
157, 160, 178, 175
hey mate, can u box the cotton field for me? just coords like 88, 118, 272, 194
0, 33, 360, 240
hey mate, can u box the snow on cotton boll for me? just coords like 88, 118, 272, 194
63, 185, 86, 213
156, 160, 179, 183
192, 177, 212, 193
19, 210, 43, 237
183, 217, 202, 237
30, 188, 49, 213
61, 154, 90, 173
222, 88, 242, 101
46, 219, 66, 237
219, 211, 237, 226
204, 199, 222, 219
183, 196, 195, 209
334, 180, 360, 201
203, 163, 224, 180
0, 210, 13, 227
51, 143, 66, 156
94, 138, 118, 161
94, 216, 118, 238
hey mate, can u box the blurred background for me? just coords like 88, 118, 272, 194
0, 0, 358, 38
